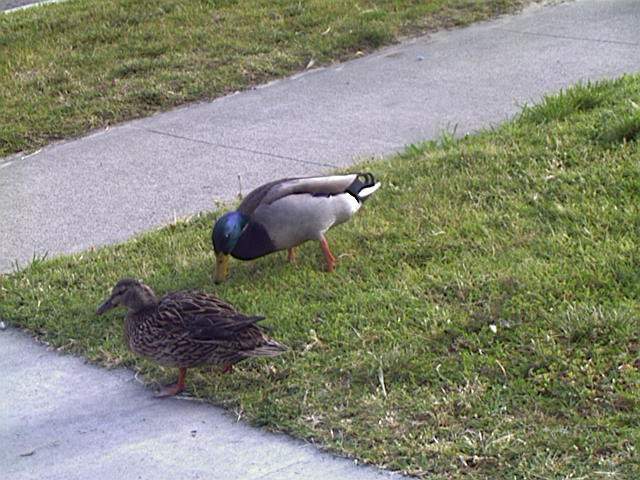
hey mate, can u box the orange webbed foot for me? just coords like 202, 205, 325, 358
153, 368, 187, 398
319, 237, 336, 272
287, 247, 298, 265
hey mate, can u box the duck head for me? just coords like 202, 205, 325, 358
96, 278, 158, 314
212, 211, 248, 283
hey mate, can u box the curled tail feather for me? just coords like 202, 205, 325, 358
346, 172, 381, 203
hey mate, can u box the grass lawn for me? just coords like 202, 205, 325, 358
0, 0, 535, 158
1, 75, 639, 478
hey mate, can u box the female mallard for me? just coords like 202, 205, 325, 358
212, 172, 380, 283
96, 278, 288, 397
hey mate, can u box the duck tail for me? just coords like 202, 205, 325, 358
247, 340, 289, 357
346, 172, 381, 203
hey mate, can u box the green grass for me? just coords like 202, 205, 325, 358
2, 75, 639, 478
0, 0, 533, 157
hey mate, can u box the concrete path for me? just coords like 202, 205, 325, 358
1, 0, 639, 478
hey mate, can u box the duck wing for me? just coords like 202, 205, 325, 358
238, 174, 363, 215
159, 290, 266, 341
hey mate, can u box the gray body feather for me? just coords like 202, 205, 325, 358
239, 174, 376, 250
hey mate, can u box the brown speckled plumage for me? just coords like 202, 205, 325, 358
96, 278, 288, 397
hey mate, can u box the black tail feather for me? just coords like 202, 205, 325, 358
346, 172, 377, 202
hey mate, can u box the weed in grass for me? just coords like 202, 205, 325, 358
596, 100, 640, 146
1, 75, 639, 478
520, 81, 609, 123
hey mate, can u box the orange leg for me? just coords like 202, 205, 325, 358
319, 236, 337, 272
154, 367, 187, 398
287, 247, 298, 265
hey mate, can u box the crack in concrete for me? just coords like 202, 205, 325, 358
495, 28, 640, 46
132, 126, 338, 169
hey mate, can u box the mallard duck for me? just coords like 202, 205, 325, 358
212, 172, 380, 283
96, 278, 288, 397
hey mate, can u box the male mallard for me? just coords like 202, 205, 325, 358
96, 278, 288, 397
212, 172, 380, 283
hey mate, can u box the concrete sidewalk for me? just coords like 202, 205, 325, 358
1, 0, 639, 479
